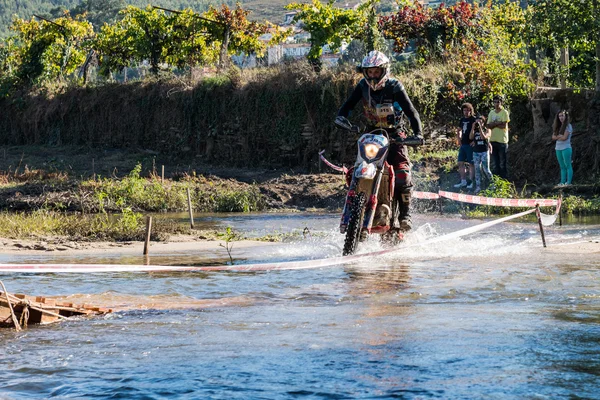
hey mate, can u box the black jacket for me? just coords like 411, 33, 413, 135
338, 78, 422, 137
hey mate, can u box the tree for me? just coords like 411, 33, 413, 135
380, 0, 483, 62
94, 4, 287, 77
165, 8, 218, 69
95, 6, 199, 76
527, 0, 600, 90
8, 13, 94, 85
203, 3, 286, 71
285, 0, 375, 67
364, 0, 385, 53
380, 1, 533, 103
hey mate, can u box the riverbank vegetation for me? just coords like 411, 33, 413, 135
0, 161, 266, 213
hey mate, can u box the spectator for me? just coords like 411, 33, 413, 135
551, 110, 573, 186
486, 95, 510, 179
454, 103, 476, 190
470, 115, 493, 193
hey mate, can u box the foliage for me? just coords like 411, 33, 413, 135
0, 0, 231, 38
526, 0, 600, 89
95, 6, 190, 76
560, 195, 600, 215
397, 62, 449, 122
91, 163, 169, 211
472, 2, 533, 101
204, 3, 287, 59
6, 14, 94, 86
526, 0, 598, 53
217, 226, 239, 264
0, 0, 79, 38
0, 209, 146, 241
472, 176, 521, 215
363, 0, 385, 53
382, 1, 533, 112
93, 4, 284, 76
479, 176, 517, 199
87, 163, 266, 213
286, 0, 374, 64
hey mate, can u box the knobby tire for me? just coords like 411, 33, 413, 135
343, 192, 366, 256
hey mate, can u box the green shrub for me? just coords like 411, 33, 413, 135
86, 164, 266, 213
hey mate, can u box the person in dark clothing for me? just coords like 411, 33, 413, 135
454, 103, 476, 189
336, 50, 423, 232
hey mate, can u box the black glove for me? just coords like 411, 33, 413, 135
386, 114, 396, 126
334, 116, 353, 131
400, 135, 424, 146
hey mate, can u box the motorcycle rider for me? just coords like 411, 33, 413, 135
336, 50, 423, 232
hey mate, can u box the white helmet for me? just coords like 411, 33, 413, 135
361, 51, 390, 91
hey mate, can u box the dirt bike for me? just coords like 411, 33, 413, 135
334, 116, 423, 256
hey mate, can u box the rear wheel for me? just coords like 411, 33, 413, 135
343, 192, 366, 256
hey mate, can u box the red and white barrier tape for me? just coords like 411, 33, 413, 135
438, 190, 559, 207
413, 191, 440, 200
318, 152, 558, 207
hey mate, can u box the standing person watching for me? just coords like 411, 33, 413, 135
470, 115, 493, 193
336, 50, 423, 233
486, 95, 510, 179
454, 103, 476, 190
551, 110, 573, 186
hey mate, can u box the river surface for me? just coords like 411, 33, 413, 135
1, 212, 600, 399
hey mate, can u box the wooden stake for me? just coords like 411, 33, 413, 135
143, 216, 152, 255
536, 205, 547, 248
0, 281, 21, 331
558, 193, 563, 227
161, 165, 164, 183
187, 188, 195, 229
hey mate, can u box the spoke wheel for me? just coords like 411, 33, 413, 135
343, 192, 366, 256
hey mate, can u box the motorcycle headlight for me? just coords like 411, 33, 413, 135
364, 143, 379, 159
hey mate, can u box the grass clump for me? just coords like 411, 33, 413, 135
0, 209, 145, 241
85, 163, 266, 213
0, 209, 194, 241
560, 195, 600, 215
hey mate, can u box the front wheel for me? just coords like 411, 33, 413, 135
343, 192, 366, 256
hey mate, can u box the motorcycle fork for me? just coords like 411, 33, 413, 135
363, 166, 384, 233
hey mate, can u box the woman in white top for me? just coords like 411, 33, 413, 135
551, 110, 573, 186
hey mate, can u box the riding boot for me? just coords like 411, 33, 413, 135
393, 160, 413, 234
398, 190, 412, 232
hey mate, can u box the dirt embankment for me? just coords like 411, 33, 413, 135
0, 173, 348, 213
0, 145, 348, 212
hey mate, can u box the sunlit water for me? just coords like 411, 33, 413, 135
1, 212, 600, 399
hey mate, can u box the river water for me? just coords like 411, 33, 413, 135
1, 212, 600, 399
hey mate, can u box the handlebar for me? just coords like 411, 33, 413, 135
391, 136, 425, 147
335, 117, 424, 146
